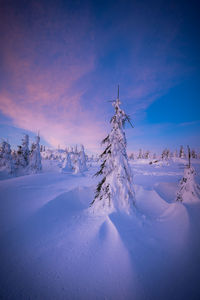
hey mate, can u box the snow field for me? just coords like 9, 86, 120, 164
0, 161, 200, 299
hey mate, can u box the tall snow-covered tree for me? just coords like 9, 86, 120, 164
29, 135, 42, 172
90, 90, 135, 214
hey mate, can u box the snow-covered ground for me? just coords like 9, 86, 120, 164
0, 159, 200, 299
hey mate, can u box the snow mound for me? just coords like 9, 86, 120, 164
135, 184, 169, 219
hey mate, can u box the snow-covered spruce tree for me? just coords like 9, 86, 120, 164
12, 150, 18, 166
29, 135, 42, 172
176, 166, 200, 202
174, 149, 178, 158
191, 149, 197, 159
0, 141, 14, 174
73, 154, 82, 174
69, 147, 75, 164
144, 150, 150, 159
80, 145, 88, 171
21, 134, 29, 167
0, 141, 6, 168
61, 151, 73, 172
74, 145, 78, 154
15, 135, 29, 168
179, 145, 185, 158
137, 149, 142, 159
90, 95, 135, 214
161, 148, 170, 160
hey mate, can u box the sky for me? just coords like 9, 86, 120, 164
0, 0, 199, 154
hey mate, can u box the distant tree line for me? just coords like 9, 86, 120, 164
128, 145, 199, 161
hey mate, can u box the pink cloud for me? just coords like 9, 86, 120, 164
0, 90, 105, 152
0, 3, 106, 152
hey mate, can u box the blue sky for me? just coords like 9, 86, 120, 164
0, 0, 199, 153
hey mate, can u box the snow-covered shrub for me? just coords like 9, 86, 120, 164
90, 94, 135, 214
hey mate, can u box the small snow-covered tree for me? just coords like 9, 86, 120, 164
174, 149, 178, 158
161, 149, 165, 160
73, 155, 82, 174
179, 145, 185, 158
15, 135, 29, 168
30, 142, 36, 154
176, 166, 200, 202
137, 149, 142, 159
90, 92, 135, 214
0, 141, 14, 173
191, 149, 197, 159
74, 145, 78, 154
161, 148, 170, 160
79, 145, 88, 171
144, 150, 150, 159
29, 135, 42, 172
62, 152, 73, 172
70, 147, 76, 164
16, 145, 23, 167
21, 134, 29, 167
12, 150, 18, 166
129, 153, 134, 160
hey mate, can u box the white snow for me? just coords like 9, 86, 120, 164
0, 159, 200, 299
